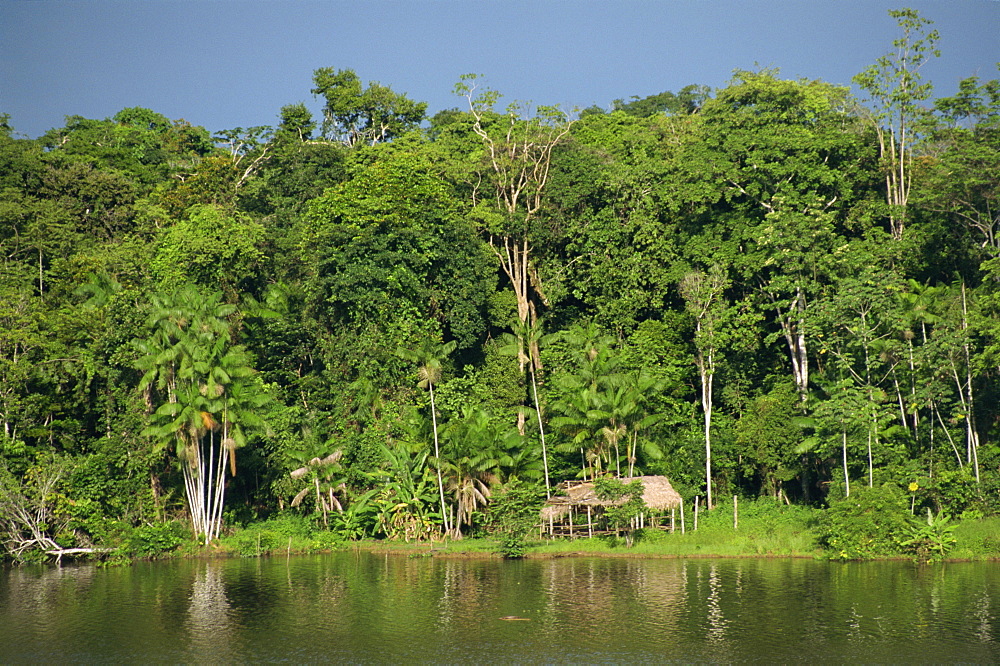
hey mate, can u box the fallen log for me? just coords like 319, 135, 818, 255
46, 547, 115, 564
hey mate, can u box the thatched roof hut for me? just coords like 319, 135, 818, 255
542, 475, 682, 515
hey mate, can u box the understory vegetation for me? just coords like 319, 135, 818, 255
3, 9, 1000, 565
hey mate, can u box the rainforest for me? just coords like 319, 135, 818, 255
2, 10, 1000, 564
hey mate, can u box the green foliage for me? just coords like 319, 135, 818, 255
135, 284, 270, 544
312, 67, 427, 146
119, 521, 187, 559
612, 85, 711, 117
223, 514, 342, 557
900, 508, 956, 562
300, 153, 493, 382
734, 381, 802, 497
594, 476, 645, 546
820, 483, 913, 560
8, 27, 1000, 566
151, 204, 265, 293
484, 479, 545, 558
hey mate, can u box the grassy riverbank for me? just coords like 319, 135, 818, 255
211, 499, 1000, 563
214, 500, 824, 560
28, 498, 997, 565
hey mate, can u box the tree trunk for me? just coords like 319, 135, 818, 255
429, 382, 450, 536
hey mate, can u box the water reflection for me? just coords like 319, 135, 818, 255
184, 562, 235, 662
2, 555, 1000, 663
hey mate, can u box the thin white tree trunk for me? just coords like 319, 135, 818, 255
530, 369, 551, 498
429, 382, 449, 536
703, 359, 714, 511
843, 429, 850, 498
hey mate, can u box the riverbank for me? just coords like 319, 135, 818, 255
214, 502, 1000, 563
9, 500, 1000, 565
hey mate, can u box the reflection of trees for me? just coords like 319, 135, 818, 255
537, 559, 688, 643
5, 555, 1000, 661
183, 562, 235, 662
1, 564, 97, 642
705, 563, 729, 642
435, 559, 497, 629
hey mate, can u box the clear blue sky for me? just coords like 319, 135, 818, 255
2, 1, 998, 139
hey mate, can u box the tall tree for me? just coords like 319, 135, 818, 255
455, 75, 574, 348
397, 338, 457, 536
136, 286, 268, 544
697, 70, 870, 404
921, 70, 1000, 258
312, 68, 427, 146
853, 8, 940, 240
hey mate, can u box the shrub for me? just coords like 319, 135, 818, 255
223, 514, 346, 556
820, 483, 912, 560
484, 479, 544, 558
120, 521, 187, 559
899, 508, 957, 562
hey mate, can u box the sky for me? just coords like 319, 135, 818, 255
2, 1, 999, 139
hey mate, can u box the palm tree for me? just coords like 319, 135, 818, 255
289, 445, 346, 528
440, 406, 505, 538
137, 285, 267, 544
498, 316, 552, 497
396, 338, 457, 536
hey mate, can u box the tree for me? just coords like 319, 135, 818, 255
484, 478, 544, 558
397, 338, 457, 537
611, 84, 711, 117
810, 257, 911, 489
136, 286, 268, 544
498, 316, 552, 496
312, 68, 427, 146
151, 203, 266, 295
439, 406, 516, 538
594, 476, 645, 547
921, 70, 1000, 257
678, 265, 757, 509
455, 75, 574, 350
679, 268, 726, 510
697, 70, 870, 405
0, 457, 71, 561
288, 443, 346, 528
853, 8, 940, 240
298, 153, 493, 382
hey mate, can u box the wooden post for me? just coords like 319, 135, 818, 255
733, 495, 738, 530
680, 501, 685, 535
670, 508, 675, 533
587, 505, 593, 538
694, 496, 699, 531
569, 506, 574, 538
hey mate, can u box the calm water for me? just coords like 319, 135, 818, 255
2, 551, 998, 663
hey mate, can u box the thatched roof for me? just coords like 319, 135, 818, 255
542, 475, 682, 516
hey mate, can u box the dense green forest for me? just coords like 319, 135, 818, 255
2, 10, 1000, 561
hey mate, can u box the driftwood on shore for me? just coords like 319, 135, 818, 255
45, 547, 115, 564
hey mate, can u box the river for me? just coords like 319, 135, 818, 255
2, 552, 998, 663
